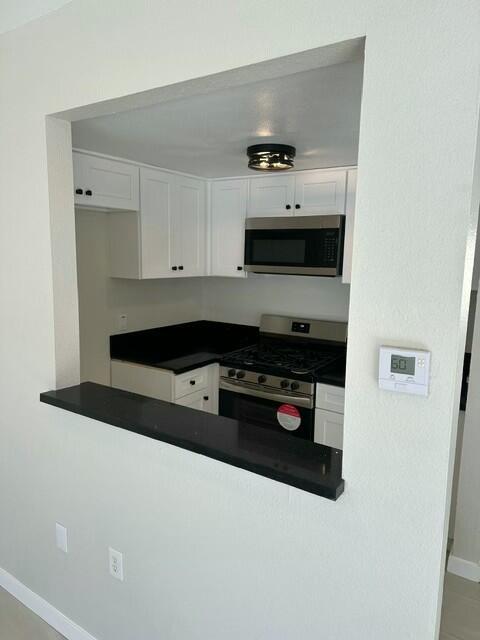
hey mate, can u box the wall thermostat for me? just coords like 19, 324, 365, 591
379, 346, 430, 396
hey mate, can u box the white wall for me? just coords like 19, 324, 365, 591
75, 210, 203, 384
1, 3, 480, 640
203, 275, 349, 326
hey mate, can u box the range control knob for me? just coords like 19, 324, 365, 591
236, 370, 246, 379
280, 379, 290, 389
258, 375, 267, 384
290, 381, 300, 391
227, 369, 236, 378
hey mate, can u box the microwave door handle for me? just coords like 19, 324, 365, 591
219, 379, 313, 409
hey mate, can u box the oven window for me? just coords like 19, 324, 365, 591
219, 389, 314, 440
251, 238, 306, 264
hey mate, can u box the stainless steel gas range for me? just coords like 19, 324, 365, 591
219, 315, 347, 440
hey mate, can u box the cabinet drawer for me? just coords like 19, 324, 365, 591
174, 366, 209, 399
314, 409, 344, 450
315, 383, 345, 413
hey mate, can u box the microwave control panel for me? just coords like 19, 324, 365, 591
378, 346, 430, 396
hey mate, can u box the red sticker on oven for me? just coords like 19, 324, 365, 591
277, 404, 301, 431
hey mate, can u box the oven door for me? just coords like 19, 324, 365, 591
244, 215, 345, 277
219, 380, 314, 440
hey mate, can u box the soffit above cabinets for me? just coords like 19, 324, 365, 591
72, 60, 363, 179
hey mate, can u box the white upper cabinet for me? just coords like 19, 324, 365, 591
210, 179, 248, 277
140, 168, 175, 278
80, 149, 356, 281
174, 175, 206, 277
247, 175, 295, 217
73, 152, 139, 211
109, 167, 206, 279
247, 169, 348, 218
342, 168, 357, 284
293, 169, 347, 216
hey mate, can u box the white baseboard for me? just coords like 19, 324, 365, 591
447, 554, 480, 582
0, 566, 97, 640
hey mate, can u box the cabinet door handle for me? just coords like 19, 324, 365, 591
237, 266, 243, 271
75, 188, 83, 195
178, 265, 184, 270
285, 204, 291, 210
203, 396, 209, 401
190, 380, 196, 386
172, 266, 177, 271
295, 204, 301, 209
85, 189, 93, 196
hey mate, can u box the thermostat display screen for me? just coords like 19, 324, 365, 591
391, 355, 415, 375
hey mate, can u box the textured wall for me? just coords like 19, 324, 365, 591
0, 2, 479, 640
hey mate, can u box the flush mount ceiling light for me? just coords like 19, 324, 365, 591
247, 144, 296, 171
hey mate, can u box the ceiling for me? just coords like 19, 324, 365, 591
0, 0, 72, 34
72, 60, 364, 179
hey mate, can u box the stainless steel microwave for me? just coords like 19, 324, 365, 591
244, 215, 345, 277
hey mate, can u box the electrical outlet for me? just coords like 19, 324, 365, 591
55, 523, 68, 553
109, 547, 124, 581
118, 314, 127, 331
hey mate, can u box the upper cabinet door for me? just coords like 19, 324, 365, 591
293, 170, 347, 216
140, 168, 175, 278
210, 180, 248, 277
73, 152, 139, 211
342, 169, 357, 284
175, 175, 206, 277
247, 175, 295, 217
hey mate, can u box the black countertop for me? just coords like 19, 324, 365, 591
110, 321, 259, 373
40, 382, 344, 500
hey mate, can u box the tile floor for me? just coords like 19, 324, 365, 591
0, 574, 478, 639
441, 572, 480, 639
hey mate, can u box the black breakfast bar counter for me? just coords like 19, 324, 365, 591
40, 382, 344, 500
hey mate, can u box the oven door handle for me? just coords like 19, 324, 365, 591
219, 379, 313, 409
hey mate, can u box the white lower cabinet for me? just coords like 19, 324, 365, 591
314, 383, 345, 450
176, 389, 215, 413
111, 360, 218, 415
314, 409, 344, 450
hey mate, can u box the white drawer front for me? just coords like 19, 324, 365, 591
174, 366, 209, 399
314, 409, 344, 450
315, 383, 345, 413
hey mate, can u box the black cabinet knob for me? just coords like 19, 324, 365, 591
295, 204, 301, 209
190, 380, 196, 386
85, 190, 93, 196
178, 265, 184, 270
75, 188, 83, 195
172, 266, 177, 271
286, 204, 291, 210
237, 266, 243, 271
203, 396, 209, 401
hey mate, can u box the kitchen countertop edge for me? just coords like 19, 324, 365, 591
40, 382, 344, 501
